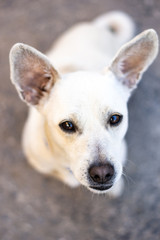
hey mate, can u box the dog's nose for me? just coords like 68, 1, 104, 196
89, 163, 114, 184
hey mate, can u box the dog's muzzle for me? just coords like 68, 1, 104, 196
88, 162, 115, 192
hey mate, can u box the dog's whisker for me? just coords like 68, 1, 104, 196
122, 171, 135, 185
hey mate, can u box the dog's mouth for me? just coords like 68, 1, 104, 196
89, 184, 113, 192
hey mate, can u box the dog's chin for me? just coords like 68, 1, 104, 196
88, 184, 113, 194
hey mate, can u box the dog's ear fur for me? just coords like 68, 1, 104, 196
109, 29, 159, 91
10, 43, 59, 106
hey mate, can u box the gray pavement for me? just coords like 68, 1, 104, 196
0, 0, 160, 239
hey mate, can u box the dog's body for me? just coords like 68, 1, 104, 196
10, 12, 158, 196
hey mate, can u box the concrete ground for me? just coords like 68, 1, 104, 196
0, 0, 160, 239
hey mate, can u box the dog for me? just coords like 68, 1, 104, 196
9, 11, 158, 197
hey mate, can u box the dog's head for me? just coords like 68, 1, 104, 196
10, 29, 158, 193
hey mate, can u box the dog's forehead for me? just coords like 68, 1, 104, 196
48, 71, 127, 120
59, 71, 123, 100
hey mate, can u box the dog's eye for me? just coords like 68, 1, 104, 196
109, 114, 123, 126
59, 121, 76, 133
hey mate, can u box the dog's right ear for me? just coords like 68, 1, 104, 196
9, 43, 60, 106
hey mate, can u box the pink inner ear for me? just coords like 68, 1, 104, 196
110, 30, 158, 90
21, 87, 42, 105
121, 72, 140, 88
120, 53, 145, 75
19, 70, 55, 105
15, 53, 58, 105
11, 44, 59, 106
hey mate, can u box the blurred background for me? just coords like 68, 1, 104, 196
0, 0, 160, 239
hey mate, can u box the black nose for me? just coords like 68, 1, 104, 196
89, 163, 114, 184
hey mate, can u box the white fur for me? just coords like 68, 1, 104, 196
9, 11, 159, 197
47, 11, 135, 72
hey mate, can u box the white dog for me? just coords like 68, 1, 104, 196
9, 12, 158, 196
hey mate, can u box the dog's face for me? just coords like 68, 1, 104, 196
43, 71, 128, 191
10, 29, 158, 193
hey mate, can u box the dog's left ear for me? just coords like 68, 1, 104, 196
10, 43, 60, 106
109, 29, 159, 92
